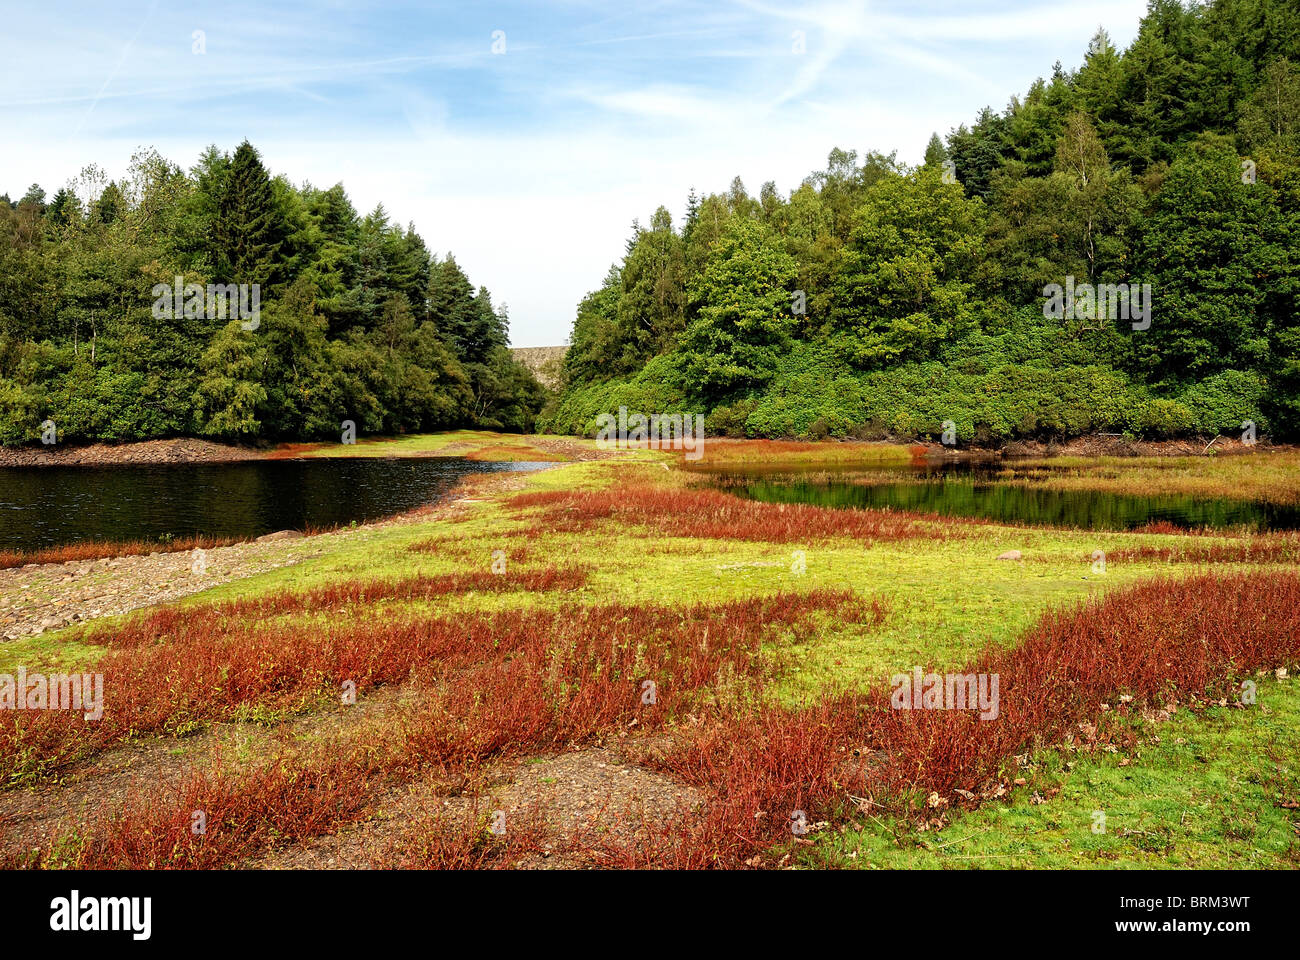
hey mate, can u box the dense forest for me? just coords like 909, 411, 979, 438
0, 142, 545, 445
544, 0, 1300, 444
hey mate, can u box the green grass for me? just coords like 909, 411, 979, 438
283, 430, 502, 458
805, 674, 1300, 869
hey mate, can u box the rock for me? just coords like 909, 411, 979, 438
256, 530, 305, 543
996, 550, 1023, 561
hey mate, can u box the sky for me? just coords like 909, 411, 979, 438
0, 0, 1150, 347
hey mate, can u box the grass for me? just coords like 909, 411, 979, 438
270, 430, 576, 462
4, 432, 1299, 869
685, 438, 926, 466
810, 672, 1300, 869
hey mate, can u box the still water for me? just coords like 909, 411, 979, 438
699, 462, 1300, 532
0, 457, 552, 551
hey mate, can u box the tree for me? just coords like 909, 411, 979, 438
679, 217, 797, 399
1239, 58, 1300, 156
1135, 137, 1290, 379
1051, 112, 1142, 294
428, 254, 479, 357
830, 168, 987, 367
923, 133, 948, 168
195, 320, 268, 437
214, 140, 285, 286
616, 206, 686, 363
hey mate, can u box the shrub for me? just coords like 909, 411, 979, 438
1178, 370, 1268, 436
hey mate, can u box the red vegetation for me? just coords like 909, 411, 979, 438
0, 742, 389, 869
1107, 531, 1300, 565
859, 571, 1300, 797
1130, 519, 1192, 535
596, 570, 1300, 867
264, 442, 326, 459
3, 589, 883, 867
0, 589, 880, 785
0, 535, 247, 571
594, 698, 859, 868
463, 444, 563, 462
100, 566, 591, 633
375, 803, 551, 869
508, 486, 969, 544
15, 559, 1295, 870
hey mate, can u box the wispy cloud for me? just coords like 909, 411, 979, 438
0, 0, 1151, 346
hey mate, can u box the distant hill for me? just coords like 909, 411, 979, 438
510, 346, 568, 390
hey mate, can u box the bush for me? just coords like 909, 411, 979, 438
537, 354, 690, 436
706, 397, 759, 438
1178, 370, 1268, 436
1129, 396, 1196, 437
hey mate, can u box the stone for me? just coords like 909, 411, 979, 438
255, 530, 305, 543
996, 550, 1023, 561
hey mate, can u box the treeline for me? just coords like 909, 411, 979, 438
0, 141, 545, 445
545, 0, 1300, 444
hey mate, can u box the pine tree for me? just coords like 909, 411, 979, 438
215, 140, 285, 287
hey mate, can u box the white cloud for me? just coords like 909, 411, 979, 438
0, 0, 1151, 347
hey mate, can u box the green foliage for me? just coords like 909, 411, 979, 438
829, 167, 985, 367
538, 354, 689, 437
679, 217, 797, 400
1178, 370, 1269, 435
0, 142, 545, 445
546, 0, 1300, 444
1136, 136, 1291, 379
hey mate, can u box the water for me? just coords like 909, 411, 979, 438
698, 462, 1300, 532
0, 457, 553, 551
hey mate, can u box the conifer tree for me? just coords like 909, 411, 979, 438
215, 140, 285, 286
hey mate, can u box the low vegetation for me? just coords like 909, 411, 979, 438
3, 436, 1297, 869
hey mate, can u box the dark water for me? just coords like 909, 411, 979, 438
0, 458, 552, 551
699, 462, 1300, 532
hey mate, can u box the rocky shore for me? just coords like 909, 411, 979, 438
0, 437, 264, 468
0, 470, 534, 643
0, 532, 319, 642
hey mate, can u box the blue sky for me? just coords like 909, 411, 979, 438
1, 0, 1149, 346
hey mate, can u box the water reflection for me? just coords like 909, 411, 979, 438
699, 462, 1299, 532
0, 458, 552, 551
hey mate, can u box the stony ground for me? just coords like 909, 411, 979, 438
0, 437, 263, 468
1, 533, 317, 641
0, 478, 529, 642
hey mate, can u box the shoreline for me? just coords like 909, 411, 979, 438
0, 432, 1289, 469
0, 467, 540, 643
0, 437, 266, 468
